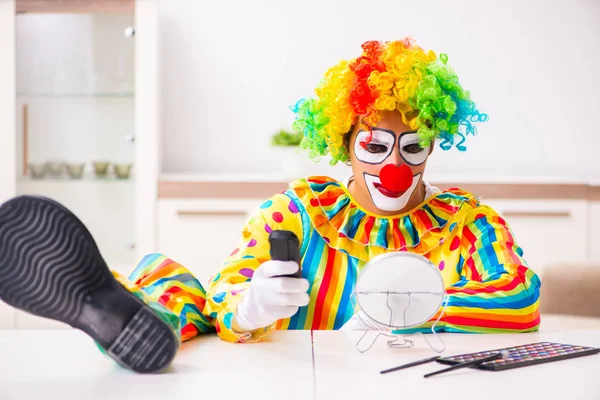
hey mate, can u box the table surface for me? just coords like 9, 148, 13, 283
1, 314, 599, 400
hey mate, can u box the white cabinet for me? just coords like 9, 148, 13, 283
484, 199, 589, 278
157, 199, 263, 286
0, 0, 160, 265
590, 202, 600, 260
0, 0, 160, 330
10, 12, 138, 269
18, 180, 135, 268
0, 305, 70, 330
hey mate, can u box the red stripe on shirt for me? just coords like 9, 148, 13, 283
446, 314, 540, 330
311, 248, 335, 330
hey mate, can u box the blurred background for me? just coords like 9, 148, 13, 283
0, 0, 599, 329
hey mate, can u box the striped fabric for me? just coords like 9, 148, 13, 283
127, 254, 214, 341
124, 176, 541, 343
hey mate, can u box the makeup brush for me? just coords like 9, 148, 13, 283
424, 350, 511, 378
380, 356, 441, 374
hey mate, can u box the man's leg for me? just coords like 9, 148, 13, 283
121, 253, 215, 341
0, 196, 179, 373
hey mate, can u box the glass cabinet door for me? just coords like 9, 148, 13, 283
15, 11, 136, 270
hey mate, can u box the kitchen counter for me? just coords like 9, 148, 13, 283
158, 173, 600, 200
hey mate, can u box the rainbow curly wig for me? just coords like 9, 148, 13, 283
291, 39, 488, 164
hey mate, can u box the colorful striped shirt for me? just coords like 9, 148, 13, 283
201, 176, 541, 343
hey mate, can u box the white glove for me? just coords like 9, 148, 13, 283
234, 260, 310, 332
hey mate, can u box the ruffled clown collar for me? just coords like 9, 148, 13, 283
290, 176, 480, 262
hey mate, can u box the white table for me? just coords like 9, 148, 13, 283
1, 315, 599, 400
0, 330, 314, 400
313, 330, 600, 400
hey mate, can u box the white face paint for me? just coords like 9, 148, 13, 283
398, 132, 428, 166
353, 129, 395, 164
364, 172, 422, 212
352, 129, 429, 213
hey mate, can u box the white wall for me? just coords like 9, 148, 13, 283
159, 0, 600, 181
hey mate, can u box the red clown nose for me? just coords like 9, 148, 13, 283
379, 164, 413, 193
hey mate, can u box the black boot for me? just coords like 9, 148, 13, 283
0, 196, 178, 373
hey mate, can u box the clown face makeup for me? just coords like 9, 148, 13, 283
353, 129, 395, 164
399, 132, 429, 166
364, 171, 422, 212
347, 111, 432, 215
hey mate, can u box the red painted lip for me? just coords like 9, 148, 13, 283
374, 182, 403, 198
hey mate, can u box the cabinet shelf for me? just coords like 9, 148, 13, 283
18, 177, 135, 184
17, 92, 134, 98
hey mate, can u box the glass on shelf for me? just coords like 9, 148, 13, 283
22, 161, 134, 181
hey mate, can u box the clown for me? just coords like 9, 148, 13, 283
0, 39, 540, 373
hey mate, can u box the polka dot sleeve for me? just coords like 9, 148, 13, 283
203, 192, 304, 343
393, 207, 541, 334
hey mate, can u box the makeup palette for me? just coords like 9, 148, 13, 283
437, 342, 600, 371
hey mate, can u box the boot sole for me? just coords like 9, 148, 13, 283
0, 196, 178, 373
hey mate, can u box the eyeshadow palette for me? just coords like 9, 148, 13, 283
437, 342, 600, 371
